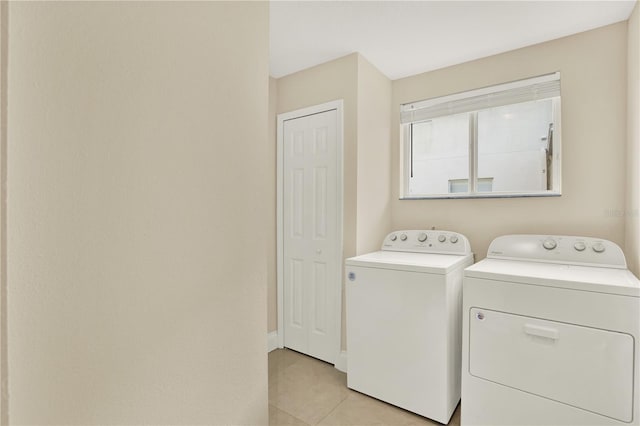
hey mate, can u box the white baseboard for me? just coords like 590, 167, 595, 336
267, 331, 279, 352
334, 350, 347, 373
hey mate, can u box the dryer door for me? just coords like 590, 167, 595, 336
468, 308, 634, 422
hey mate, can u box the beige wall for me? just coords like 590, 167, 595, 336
392, 23, 628, 261
7, 2, 268, 424
356, 56, 392, 255
268, 77, 278, 333
627, 2, 640, 277
0, 1, 6, 424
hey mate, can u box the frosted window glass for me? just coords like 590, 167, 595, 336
477, 100, 553, 193
449, 178, 493, 193
408, 113, 469, 195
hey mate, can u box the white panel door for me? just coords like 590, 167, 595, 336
283, 109, 338, 364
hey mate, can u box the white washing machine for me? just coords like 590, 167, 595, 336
462, 234, 640, 426
345, 230, 473, 424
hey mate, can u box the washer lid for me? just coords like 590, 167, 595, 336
346, 250, 473, 275
465, 258, 640, 297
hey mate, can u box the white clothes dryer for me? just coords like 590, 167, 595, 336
462, 234, 640, 426
346, 230, 473, 424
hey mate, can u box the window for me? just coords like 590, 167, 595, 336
401, 73, 561, 199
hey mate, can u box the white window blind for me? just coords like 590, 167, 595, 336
401, 72, 560, 124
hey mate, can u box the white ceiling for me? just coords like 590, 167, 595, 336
270, 0, 636, 80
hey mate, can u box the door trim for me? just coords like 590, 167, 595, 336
276, 100, 344, 364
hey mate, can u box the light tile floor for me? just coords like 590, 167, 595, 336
269, 349, 461, 426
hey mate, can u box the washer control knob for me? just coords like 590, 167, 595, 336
573, 241, 586, 252
417, 233, 427, 242
389, 234, 397, 242
438, 235, 446, 243
450, 235, 459, 244
592, 242, 606, 253
400, 234, 408, 241
543, 239, 557, 250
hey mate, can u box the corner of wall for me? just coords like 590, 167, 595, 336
267, 76, 278, 334
354, 54, 393, 255
626, 1, 640, 277
0, 1, 7, 423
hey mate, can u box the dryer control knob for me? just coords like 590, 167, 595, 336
400, 234, 408, 241
450, 235, 459, 244
438, 235, 446, 242
418, 233, 427, 242
543, 239, 557, 250
389, 234, 397, 241
574, 242, 586, 252
592, 242, 606, 253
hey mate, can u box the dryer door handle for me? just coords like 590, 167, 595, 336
524, 323, 559, 340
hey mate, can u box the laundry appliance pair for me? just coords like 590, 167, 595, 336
345, 230, 639, 425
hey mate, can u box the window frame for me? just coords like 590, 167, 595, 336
400, 74, 562, 200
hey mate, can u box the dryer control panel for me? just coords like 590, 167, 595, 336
382, 230, 471, 255
487, 234, 627, 269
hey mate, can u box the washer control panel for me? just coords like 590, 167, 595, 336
487, 234, 627, 268
382, 230, 471, 255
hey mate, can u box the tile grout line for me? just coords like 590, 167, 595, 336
312, 389, 351, 425
268, 349, 351, 426
269, 404, 310, 426
267, 351, 312, 425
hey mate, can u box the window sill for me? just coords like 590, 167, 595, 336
400, 191, 562, 200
